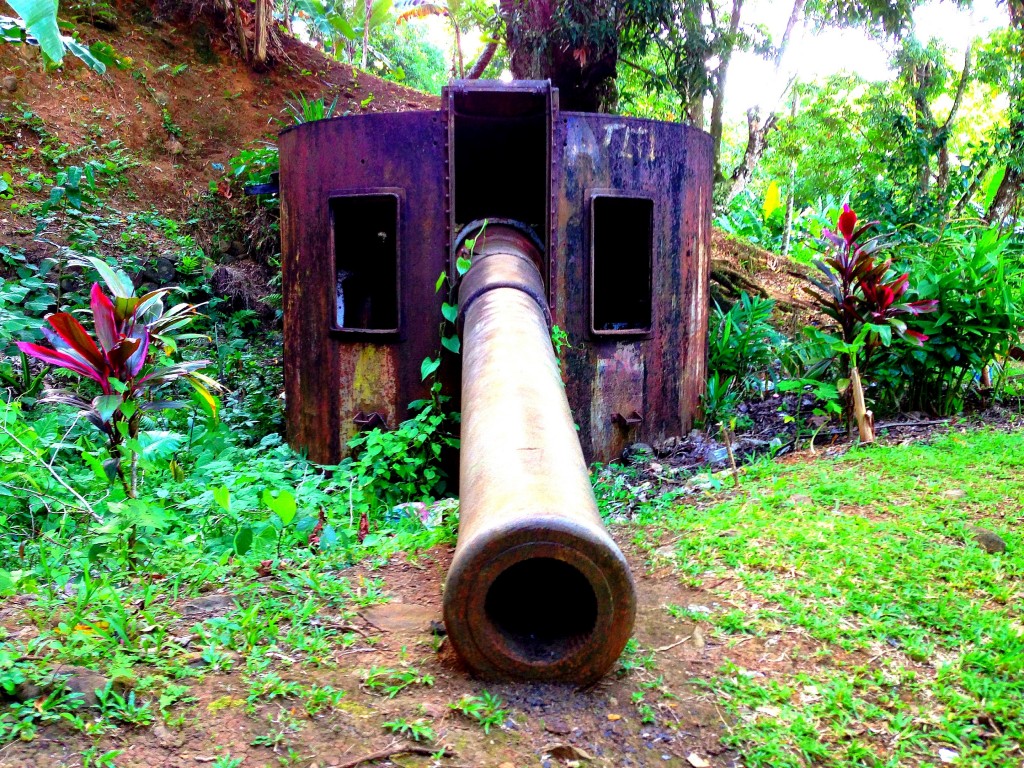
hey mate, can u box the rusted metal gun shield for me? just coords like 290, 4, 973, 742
443, 520, 635, 683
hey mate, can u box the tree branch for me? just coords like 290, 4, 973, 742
466, 40, 499, 79
775, 0, 807, 69
0, 419, 100, 522
940, 43, 973, 134
332, 742, 439, 768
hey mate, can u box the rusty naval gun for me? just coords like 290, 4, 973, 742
278, 80, 712, 683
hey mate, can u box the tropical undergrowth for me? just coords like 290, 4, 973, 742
706, 197, 1024, 441
0, 99, 459, 748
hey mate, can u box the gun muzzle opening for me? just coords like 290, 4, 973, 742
484, 557, 599, 663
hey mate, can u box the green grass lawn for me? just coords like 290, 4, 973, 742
624, 428, 1024, 767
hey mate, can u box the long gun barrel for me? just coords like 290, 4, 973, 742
442, 225, 636, 684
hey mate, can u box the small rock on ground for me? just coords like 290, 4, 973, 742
969, 527, 1007, 554
544, 716, 571, 735
180, 593, 237, 616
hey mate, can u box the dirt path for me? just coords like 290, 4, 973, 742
0, 538, 737, 768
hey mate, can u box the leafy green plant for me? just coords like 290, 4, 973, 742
80, 747, 123, 768
616, 638, 656, 676
0, 350, 47, 403
776, 378, 843, 442
449, 691, 506, 734
225, 143, 280, 187
95, 683, 154, 726
345, 385, 457, 516
708, 292, 786, 397
422, 226, 479, 380
261, 488, 301, 559
303, 684, 345, 715
700, 372, 740, 427
283, 93, 341, 124
801, 203, 938, 427
804, 205, 937, 357
2, 0, 112, 71
551, 324, 571, 356
246, 672, 303, 706
882, 224, 1023, 414
383, 717, 436, 742
361, 666, 433, 698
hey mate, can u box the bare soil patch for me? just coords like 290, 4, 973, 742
0, 540, 741, 768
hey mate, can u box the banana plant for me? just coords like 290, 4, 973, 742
294, 0, 393, 66
2, 0, 114, 72
394, 0, 466, 76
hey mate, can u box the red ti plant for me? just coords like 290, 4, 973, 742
16, 271, 219, 497
803, 204, 938, 439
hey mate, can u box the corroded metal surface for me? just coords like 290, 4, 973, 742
279, 112, 448, 463
553, 113, 713, 462
444, 226, 636, 683
279, 85, 712, 466
279, 81, 712, 684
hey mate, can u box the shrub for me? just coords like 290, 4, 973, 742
707, 292, 787, 397
344, 383, 457, 516
16, 262, 219, 497
874, 224, 1023, 415
800, 203, 937, 436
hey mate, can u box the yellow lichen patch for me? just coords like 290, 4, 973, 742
207, 696, 245, 713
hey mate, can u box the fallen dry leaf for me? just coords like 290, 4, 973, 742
687, 754, 711, 768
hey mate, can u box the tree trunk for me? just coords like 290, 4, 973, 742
466, 41, 499, 79
850, 367, 875, 444
451, 17, 465, 78
718, 0, 803, 196
986, 1, 1022, 223
228, 0, 249, 61
726, 108, 778, 202
936, 45, 973, 197
361, 0, 371, 69
254, 0, 270, 67
775, 0, 806, 68
987, 161, 1023, 224
780, 89, 799, 257
501, 0, 619, 112
709, 0, 744, 182
952, 157, 993, 218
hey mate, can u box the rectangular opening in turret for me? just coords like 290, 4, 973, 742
450, 83, 550, 256
330, 192, 400, 335
590, 195, 653, 337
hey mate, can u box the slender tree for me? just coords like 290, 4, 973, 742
986, 0, 1023, 223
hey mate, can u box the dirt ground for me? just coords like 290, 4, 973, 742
0, 2, 437, 260
0, 536, 744, 768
